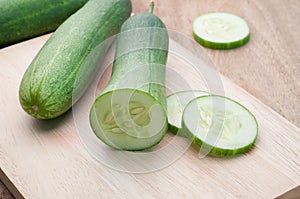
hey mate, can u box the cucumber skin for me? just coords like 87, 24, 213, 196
90, 12, 169, 150
182, 95, 258, 157
0, 0, 88, 49
103, 13, 169, 109
193, 31, 250, 50
19, 0, 132, 119
191, 135, 257, 157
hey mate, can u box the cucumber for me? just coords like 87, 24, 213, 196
89, 2, 169, 151
0, 0, 88, 48
19, 0, 132, 119
192, 12, 250, 49
167, 90, 210, 134
182, 95, 258, 156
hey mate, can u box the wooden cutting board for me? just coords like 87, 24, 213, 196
1, 0, 300, 198
1, 33, 299, 199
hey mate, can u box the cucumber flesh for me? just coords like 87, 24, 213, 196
182, 95, 258, 156
90, 89, 167, 151
193, 12, 250, 49
167, 90, 209, 134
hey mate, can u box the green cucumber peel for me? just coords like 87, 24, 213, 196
19, 0, 132, 119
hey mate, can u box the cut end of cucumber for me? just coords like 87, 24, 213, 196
193, 12, 250, 49
182, 95, 258, 156
167, 90, 209, 135
89, 89, 168, 151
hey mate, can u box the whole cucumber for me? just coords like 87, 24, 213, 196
0, 0, 88, 48
19, 0, 132, 119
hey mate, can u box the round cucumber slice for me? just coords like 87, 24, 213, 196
167, 90, 210, 134
90, 89, 168, 151
192, 12, 250, 49
182, 95, 258, 156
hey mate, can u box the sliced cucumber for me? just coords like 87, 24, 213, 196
193, 12, 250, 49
167, 90, 209, 134
182, 95, 258, 156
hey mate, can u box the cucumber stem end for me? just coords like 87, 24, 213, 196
149, 1, 154, 13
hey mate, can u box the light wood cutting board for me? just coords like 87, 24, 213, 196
0, 0, 300, 198
1, 0, 300, 198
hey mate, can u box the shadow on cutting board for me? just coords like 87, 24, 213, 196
29, 109, 73, 134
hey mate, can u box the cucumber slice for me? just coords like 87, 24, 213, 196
182, 95, 258, 156
167, 90, 209, 134
90, 89, 168, 151
193, 12, 250, 49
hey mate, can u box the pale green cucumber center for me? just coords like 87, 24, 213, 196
102, 101, 150, 135
197, 106, 241, 141
183, 96, 257, 149
193, 12, 249, 43
167, 91, 209, 130
90, 89, 167, 150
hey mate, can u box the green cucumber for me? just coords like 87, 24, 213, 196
167, 90, 210, 134
0, 0, 88, 48
89, 2, 169, 151
193, 12, 250, 49
182, 95, 258, 156
19, 0, 132, 119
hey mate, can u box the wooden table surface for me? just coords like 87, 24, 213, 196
1, 0, 299, 198
132, 0, 300, 127
0, 181, 13, 199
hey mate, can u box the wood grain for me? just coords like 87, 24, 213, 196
0, 0, 299, 198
